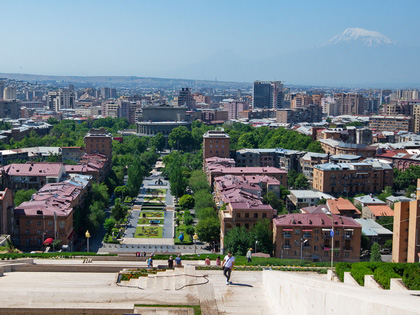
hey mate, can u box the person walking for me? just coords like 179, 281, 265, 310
222, 251, 235, 285
246, 248, 253, 263
147, 256, 153, 268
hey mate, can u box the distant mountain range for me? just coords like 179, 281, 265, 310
2, 28, 419, 89
166, 28, 420, 88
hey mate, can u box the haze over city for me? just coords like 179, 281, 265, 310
1, 0, 420, 87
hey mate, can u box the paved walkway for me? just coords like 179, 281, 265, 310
162, 211, 173, 238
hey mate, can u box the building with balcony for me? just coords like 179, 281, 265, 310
369, 115, 413, 132
312, 160, 393, 196
287, 190, 335, 212
273, 213, 361, 262
203, 130, 230, 160
319, 139, 376, 158
84, 128, 112, 160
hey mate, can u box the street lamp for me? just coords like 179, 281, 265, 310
300, 238, 308, 260
193, 233, 198, 255
85, 230, 91, 253
255, 240, 258, 253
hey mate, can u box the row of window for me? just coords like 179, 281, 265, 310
235, 212, 267, 218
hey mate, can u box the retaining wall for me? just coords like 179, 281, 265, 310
263, 270, 420, 315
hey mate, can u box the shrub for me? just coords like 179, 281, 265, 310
351, 263, 374, 286
335, 262, 352, 282
374, 264, 400, 289
403, 264, 420, 290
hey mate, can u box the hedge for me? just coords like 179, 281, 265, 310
374, 264, 400, 289
335, 262, 352, 282
403, 264, 420, 290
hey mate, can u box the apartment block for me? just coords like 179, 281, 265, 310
273, 213, 361, 262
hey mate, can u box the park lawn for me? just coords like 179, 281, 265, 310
139, 211, 164, 218
174, 224, 192, 244
142, 202, 165, 206
135, 226, 163, 238
137, 218, 164, 225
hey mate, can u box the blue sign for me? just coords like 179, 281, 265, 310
330, 229, 335, 238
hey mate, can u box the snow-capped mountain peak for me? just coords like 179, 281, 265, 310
327, 28, 393, 47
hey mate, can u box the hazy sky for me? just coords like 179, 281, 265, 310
1, 0, 420, 84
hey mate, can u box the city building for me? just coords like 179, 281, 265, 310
326, 198, 361, 218
312, 160, 393, 196
0, 100, 20, 119
1, 162, 66, 191
0, 188, 13, 235
300, 152, 329, 181
84, 128, 112, 160
334, 93, 365, 115
353, 195, 386, 208
223, 100, 249, 120
392, 179, 420, 263
361, 204, 394, 221
253, 81, 284, 110
319, 139, 376, 158
354, 218, 393, 247
61, 147, 86, 163
273, 213, 361, 262
3, 87, 17, 100
203, 130, 230, 160
369, 115, 413, 132
287, 190, 335, 211
178, 88, 196, 110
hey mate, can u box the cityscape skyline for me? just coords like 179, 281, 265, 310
1, 1, 420, 86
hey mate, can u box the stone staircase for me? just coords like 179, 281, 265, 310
120, 264, 200, 291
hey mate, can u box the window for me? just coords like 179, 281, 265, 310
245, 223, 249, 229
254, 213, 258, 218
314, 229, 319, 234
245, 213, 249, 218
37, 230, 41, 235
48, 221, 53, 226
236, 213, 241, 218
314, 245, 318, 251
37, 221, 41, 226
295, 229, 300, 235
26, 229, 30, 235
334, 251, 339, 257
59, 221, 65, 228
262, 213, 267, 218
344, 252, 350, 258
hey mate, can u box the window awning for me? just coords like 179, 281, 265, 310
322, 228, 331, 232
283, 229, 293, 232
302, 229, 312, 232
344, 229, 354, 231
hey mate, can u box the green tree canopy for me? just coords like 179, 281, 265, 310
195, 216, 220, 243
168, 126, 193, 151
14, 189, 37, 207
179, 194, 195, 210
224, 226, 253, 256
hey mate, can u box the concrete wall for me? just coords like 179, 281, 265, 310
263, 270, 420, 315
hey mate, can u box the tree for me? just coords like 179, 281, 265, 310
294, 174, 309, 189
376, 216, 393, 232
151, 132, 165, 152
183, 213, 194, 226
252, 219, 273, 254
179, 194, 194, 210
185, 225, 195, 237
194, 190, 215, 211
14, 189, 37, 206
370, 242, 382, 262
196, 207, 218, 220
104, 218, 116, 234
168, 126, 193, 151
195, 217, 220, 243
377, 186, 393, 202
263, 191, 286, 214
383, 239, 392, 250
112, 198, 125, 222
224, 226, 253, 256
288, 169, 297, 188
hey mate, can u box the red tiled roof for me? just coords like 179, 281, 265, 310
327, 198, 361, 215
367, 205, 394, 217
273, 213, 360, 228
5, 162, 64, 177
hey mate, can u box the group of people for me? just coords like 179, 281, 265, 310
145, 248, 254, 286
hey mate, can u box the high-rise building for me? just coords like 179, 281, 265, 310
334, 93, 365, 115
392, 179, 420, 263
0, 81, 4, 99
47, 89, 75, 111
0, 100, 20, 119
413, 104, 420, 133
178, 88, 196, 110
253, 81, 284, 110
3, 87, 17, 100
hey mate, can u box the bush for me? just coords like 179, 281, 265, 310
374, 264, 400, 289
351, 263, 374, 286
335, 262, 352, 282
403, 264, 420, 290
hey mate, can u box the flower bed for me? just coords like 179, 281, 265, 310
135, 226, 163, 238
120, 268, 165, 281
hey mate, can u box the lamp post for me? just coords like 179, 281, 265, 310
255, 240, 258, 253
193, 233, 198, 255
85, 230, 91, 253
300, 238, 308, 260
